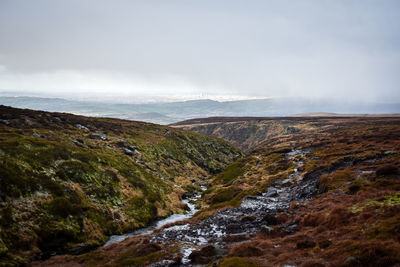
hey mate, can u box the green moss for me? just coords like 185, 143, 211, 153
46, 196, 83, 218
349, 193, 400, 213
56, 160, 97, 184
210, 188, 239, 204
318, 170, 354, 192
126, 196, 158, 226
218, 257, 259, 267
118, 251, 164, 266
38, 215, 84, 250
213, 160, 246, 185
0, 237, 8, 256
196, 189, 257, 219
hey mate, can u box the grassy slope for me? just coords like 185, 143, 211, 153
0, 105, 241, 266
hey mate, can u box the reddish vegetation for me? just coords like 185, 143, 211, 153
222, 118, 400, 267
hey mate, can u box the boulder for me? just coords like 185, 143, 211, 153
189, 245, 216, 264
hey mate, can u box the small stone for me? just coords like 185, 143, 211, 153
262, 214, 278, 225
226, 223, 242, 233
89, 133, 108, 141
189, 245, 216, 264
33, 132, 42, 138
0, 119, 11, 125
344, 256, 359, 265
123, 148, 135, 156
76, 124, 89, 131
260, 225, 274, 233
240, 215, 256, 222
265, 188, 278, 197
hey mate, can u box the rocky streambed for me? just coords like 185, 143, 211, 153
146, 148, 318, 265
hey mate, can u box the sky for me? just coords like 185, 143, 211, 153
0, 0, 399, 103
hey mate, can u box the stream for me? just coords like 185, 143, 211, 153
103, 188, 205, 247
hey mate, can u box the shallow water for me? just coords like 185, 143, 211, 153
103, 193, 202, 247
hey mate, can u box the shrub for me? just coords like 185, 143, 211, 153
126, 196, 158, 226
210, 188, 240, 204
213, 161, 245, 185
47, 197, 81, 218
376, 164, 398, 177
218, 257, 258, 267
230, 243, 263, 257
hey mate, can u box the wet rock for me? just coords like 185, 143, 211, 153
260, 225, 274, 233
286, 127, 299, 134
262, 214, 278, 225
123, 148, 135, 156
32, 132, 42, 138
149, 148, 318, 249
243, 195, 258, 201
189, 245, 216, 264
265, 188, 278, 197
384, 151, 396, 155
72, 139, 85, 148
348, 184, 361, 194
224, 234, 249, 243
343, 256, 360, 265
132, 242, 162, 257
0, 119, 11, 125
76, 124, 89, 131
226, 224, 243, 233
280, 222, 298, 235
296, 240, 316, 249
89, 133, 108, 141
240, 215, 256, 222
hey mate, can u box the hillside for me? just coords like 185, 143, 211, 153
172, 117, 322, 152
172, 116, 400, 152
0, 105, 241, 266
36, 117, 400, 266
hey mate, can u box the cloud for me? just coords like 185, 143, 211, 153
0, 69, 237, 101
0, 0, 399, 102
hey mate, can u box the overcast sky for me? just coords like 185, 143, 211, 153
0, 0, 399, 102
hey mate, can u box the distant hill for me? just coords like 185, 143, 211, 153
291, 112, 400, 117
1, 96, 399, 125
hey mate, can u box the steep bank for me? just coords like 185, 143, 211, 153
0, 105, 241, 266
171, 116, 400, 152
171, 117, 320, 152
38, 117, 400, 266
